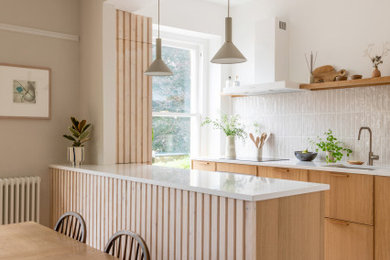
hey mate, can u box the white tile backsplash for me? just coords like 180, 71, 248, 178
232, 85, 390, 166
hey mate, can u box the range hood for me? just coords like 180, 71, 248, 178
222, 81, 300, 96
223, 17, 304, 96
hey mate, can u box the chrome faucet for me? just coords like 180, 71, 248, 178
358, 127, 379, 166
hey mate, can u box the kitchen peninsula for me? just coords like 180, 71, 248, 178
50, 164, 328, 260
192, 158, 390, 260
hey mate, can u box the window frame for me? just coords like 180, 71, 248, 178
151, 33, 206, 157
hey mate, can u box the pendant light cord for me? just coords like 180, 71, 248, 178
158, 0, 160, 38
227, 0, 230, 17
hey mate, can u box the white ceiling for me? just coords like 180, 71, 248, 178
106, 0, 252, 12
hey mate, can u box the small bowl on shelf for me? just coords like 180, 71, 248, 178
350, 74, 363, 80
294, 151, 318, 161
336, 75, 348, 81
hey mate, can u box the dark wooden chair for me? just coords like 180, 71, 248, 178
54, 211, 86, 243
104, 230, 150, 260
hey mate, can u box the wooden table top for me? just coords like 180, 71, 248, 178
0, 222, 118, 260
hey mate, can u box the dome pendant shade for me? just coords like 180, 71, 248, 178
211, 17, 247, 64
145, 38, 173, 76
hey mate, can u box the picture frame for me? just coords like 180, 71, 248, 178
0, 63, 51, 119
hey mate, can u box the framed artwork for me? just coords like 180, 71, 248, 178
0, 64, 51, 119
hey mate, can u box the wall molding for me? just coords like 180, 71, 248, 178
0, 23, 79, 42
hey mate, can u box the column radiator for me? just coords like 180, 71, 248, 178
0, 176, 41, 224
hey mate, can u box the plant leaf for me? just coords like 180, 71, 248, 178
63, 134, 76, 142
81, 123, 91, 133
71, 117, 79, 129
78, 120, 86, 132
69, 126, 80, 137
79, 130, 90, 141
80, 137, 90, 144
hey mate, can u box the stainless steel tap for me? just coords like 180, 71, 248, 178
358, 127, 379, 166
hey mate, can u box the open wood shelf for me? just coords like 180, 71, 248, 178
300, 76, 390, 91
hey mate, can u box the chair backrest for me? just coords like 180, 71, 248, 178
54, 211, 86, 243
104, 230, 150, 260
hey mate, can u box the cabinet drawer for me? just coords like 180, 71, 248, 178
216, 163, 257, 176
309, 170, 373, 225
191, 160, 216, 171
257, 166, 308, 181
325, 218, 373, 260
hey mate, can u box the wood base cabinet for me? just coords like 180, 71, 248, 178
191, 160, 216, 171
308, 170, 373, 225
257, 166, 308, 181
216, 162, 257, 176
325, 218, 373, 260
375, 176, 390, 260
191, 160, 385, 259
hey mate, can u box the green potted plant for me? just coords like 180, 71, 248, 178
63, 117, 91, 167
201, 114, 246, 159
311, 129, 352, 163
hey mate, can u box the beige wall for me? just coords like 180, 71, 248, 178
0, 0, 80, 226
80, 0, 117, 165
80, 0, 104, 164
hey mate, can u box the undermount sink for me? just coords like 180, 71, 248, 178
323, 164, 375, 171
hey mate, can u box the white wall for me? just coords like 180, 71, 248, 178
231, 0, 390, 85
0, 0, 80, 226
229, 0, 390, 164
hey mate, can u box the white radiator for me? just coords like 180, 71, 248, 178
0, 176, 41, 224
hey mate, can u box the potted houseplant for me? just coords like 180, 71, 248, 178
63, 117, 91, 167
311, 129, 352, 163
201, 114, 246, 159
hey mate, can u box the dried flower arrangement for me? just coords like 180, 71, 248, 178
364, 42, 390, 77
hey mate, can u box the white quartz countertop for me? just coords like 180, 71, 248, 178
50, 164, 329, 202
193, 157, 390, 177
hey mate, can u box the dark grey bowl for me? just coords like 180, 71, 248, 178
294, 151, 318, 161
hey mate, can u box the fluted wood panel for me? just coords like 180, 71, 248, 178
50, 168, 258, 259
116, 10, 152, 164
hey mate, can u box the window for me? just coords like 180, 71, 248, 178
152, 38, 202, 169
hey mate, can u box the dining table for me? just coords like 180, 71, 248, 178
0, 222, 118, 260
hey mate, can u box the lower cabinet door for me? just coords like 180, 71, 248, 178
216, 162, 257, 176
325, 218, 373, 260
191, 160, 216, 171
257, 166, 308, 181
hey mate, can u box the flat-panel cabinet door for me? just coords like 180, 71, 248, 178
257, 166, 309, 181
191, 160, 216, 171
309, 170, 373, 225
325, 218, 373, 260
216, 163, 257, 176
375, 176, 390, 260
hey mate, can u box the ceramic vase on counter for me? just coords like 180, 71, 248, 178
257, 148, 263, 161
67, 147, 85, 167
225, 136, 236, 160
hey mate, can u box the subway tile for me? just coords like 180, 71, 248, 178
232, 85, 390, 164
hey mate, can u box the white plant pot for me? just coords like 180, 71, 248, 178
67, 147, 85, 167
225, 136, 236, 160
257, 148, 263, 161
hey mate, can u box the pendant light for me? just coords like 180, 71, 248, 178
145, 0, 173, 76
211, 0, 246, 64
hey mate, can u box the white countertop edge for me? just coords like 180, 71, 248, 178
192, 157, 390, 177
49, 164, 329, 202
